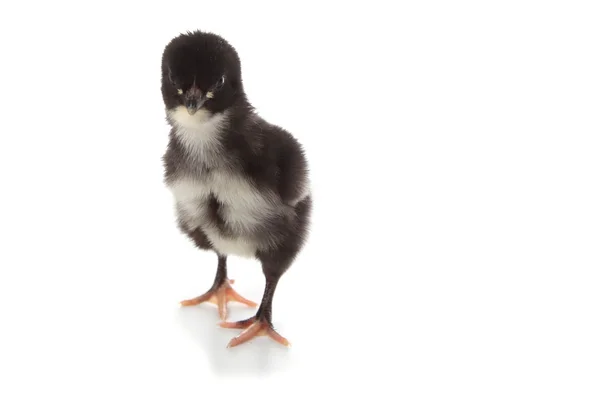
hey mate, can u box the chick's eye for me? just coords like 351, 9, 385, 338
216, 75, 225, 88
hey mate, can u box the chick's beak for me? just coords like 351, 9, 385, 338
185, 86, 205, 115
186, 99, 199, 115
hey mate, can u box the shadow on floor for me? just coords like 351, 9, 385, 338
173, 304, 293, 377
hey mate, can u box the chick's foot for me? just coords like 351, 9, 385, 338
219, 316, 290, 348
180, 279, 257, 320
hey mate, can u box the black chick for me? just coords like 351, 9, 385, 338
160, 30, 312, 347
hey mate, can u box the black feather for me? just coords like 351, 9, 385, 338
160, 30, 312, 336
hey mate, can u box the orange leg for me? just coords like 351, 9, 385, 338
180, 279, 257, 320
180, 256, 257, 320
218, 277, 289, 348
220, 317, 290, 348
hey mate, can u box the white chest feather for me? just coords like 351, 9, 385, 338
170, 172, 277, 227
166, 106, 280, 257
169, 173, 279, 257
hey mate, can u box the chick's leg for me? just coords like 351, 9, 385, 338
220, 275, 289, 347
180, 255, 257, 320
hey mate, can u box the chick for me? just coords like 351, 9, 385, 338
160, 30, 312, 347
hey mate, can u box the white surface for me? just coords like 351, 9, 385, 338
0, 0, 599, 398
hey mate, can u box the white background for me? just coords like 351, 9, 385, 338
0, 0, 599, 398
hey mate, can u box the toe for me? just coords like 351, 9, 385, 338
227, 288, 258, 307
226, 322, 264, 348
267, 328, 291, 347
180, 292, 212, 306
216, 290, 228, 320
219, 316, 256, 329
